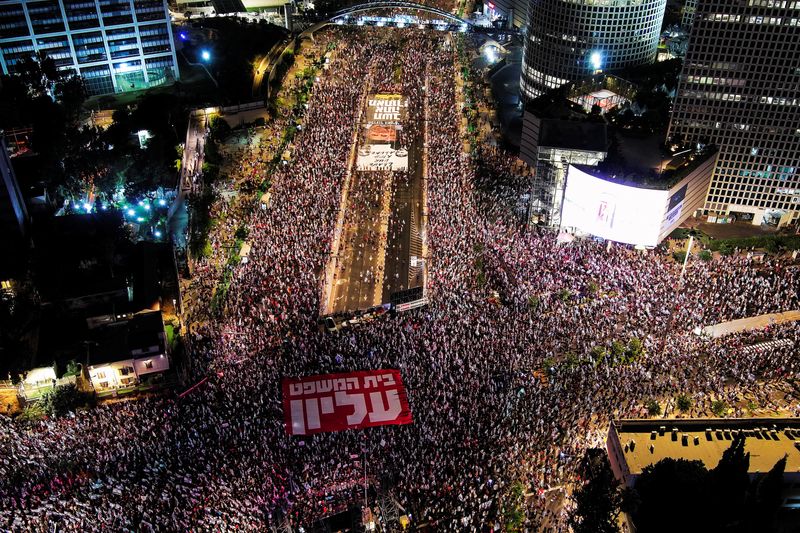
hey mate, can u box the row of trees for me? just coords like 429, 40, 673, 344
571, 440, 787, 533
0, 53, 185, 205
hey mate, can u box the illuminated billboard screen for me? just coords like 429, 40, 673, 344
561, 166, 667, 247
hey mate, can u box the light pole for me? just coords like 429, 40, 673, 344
679, 234, 695, 286
181, 48, 218, 87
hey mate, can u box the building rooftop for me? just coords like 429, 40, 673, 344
538, 119, 608, 153
612, 418, 800, 476
31, 211, 129, 305
577, 144, 718, 191
89, 310, 165, 366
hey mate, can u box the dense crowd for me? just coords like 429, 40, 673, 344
1, 28, 799, 532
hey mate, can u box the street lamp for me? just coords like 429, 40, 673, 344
179, 48, 218, 87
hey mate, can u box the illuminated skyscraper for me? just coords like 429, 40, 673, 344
0, 0, 179, 95
668, 0, 800, 226
521, 0, 667, 99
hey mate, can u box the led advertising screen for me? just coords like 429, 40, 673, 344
561, 166, 667, 247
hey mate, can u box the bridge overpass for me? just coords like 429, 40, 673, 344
255, 1, 517, 95
324, 1, 518, 35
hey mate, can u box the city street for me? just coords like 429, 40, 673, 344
326, 85, 427, 315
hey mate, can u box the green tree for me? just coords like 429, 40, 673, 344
707, 436, 751, 529
42, 383, 88, 417
633, 458, 709, 532
672, 251, 687, 263
711, 399, 727, 417
501, 481, 526, 531
646, 399, 661, 416
675, 393, 692, 412
747, 455, 787, 533
17, 51, 60, 95
209, 115, 232, 142
591, 345, 608, 366
564, 351, 580, 369
611, 340, 626, 360
56, 74, 87, 122
569, 448, 621, 533
62, 360, 80, 378
586, 280, 600, 296
627, 337, 644, 361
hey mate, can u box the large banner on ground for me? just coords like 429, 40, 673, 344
356, 145, 408, 172
359, 94, 409, 172
366, 94, 408, 124
282, 369, 412, 435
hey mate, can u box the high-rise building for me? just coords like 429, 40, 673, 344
0, 136, 27, 239
668, 0, 800, 227
0, 135, 29, 276
681, 0, 698, 31
521, 0, 667, 100
0, 0, 179, 95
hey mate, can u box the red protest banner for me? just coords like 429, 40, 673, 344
282, 369, 412, 435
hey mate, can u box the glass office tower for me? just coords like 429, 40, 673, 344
668, 0, 800, 226
521, 0, 666, 99
0, 0, 179, 95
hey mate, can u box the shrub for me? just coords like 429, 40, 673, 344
628, 338, 644, 359
698, 250, 713, 262
676, 393, 692, 412
711, 400, 727, 417
646, 399, 661, 416
17, 403, 46, 422
672, 251, 687, 263
42, 384, 91, 417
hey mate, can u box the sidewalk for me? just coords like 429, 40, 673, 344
702, 310, 800, 338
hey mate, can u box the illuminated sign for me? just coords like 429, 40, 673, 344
561, 166, 666, 246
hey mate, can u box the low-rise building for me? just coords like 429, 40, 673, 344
560, 146, 717, 247
86, 310, 170, 393
608, 418, 800, 510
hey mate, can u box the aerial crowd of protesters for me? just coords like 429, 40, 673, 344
1, 27, 799, 532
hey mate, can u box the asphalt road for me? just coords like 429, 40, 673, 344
382, 129, 424, 303
329, 95, 426, 314
331, 171, 389, 313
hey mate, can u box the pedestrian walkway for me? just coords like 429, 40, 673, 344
702, 310, 800, 338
